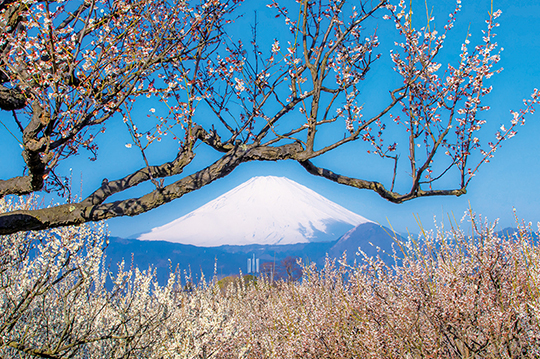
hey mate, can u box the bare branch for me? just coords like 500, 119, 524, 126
299, 159, 466, 204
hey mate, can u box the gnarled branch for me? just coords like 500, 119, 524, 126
0, 85, 25, 111
0, 141, 304, 234
299, 159, 466, 204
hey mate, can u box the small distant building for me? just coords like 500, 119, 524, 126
247, 254, 259, 274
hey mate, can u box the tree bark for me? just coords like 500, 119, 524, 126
0, 85, 26, 111
0, 142, 303, 234
299, 159, 467, 204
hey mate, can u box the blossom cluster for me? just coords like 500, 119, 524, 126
2, 195, 539, 357
383, 0, 538, 187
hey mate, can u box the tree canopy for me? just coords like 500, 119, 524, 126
0, 0, 537, 234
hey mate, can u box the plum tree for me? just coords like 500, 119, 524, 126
0, 0, 537, 234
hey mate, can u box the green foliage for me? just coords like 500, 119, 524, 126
217, 274, 257, 294
242, 274, 257, 286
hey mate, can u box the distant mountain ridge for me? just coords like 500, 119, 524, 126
107, 222, 401, 284
107, 223, 537, 285
328, 222, 400, 260
138, 176, 371, 246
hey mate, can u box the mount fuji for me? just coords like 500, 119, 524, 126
138, 176, 372, 247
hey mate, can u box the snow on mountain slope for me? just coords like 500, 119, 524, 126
138, 176, 372, 246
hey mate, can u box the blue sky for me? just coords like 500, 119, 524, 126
2, 0, 540, 238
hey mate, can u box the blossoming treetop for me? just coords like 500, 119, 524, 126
0, 0, 537, 234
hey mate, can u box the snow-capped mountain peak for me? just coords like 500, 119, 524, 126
138, 176, 372, 246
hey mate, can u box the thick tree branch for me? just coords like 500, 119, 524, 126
18, 103, 52, 193
0, 142, 303, 234
0, 176, 33, 197
81, 149, 195, 206
299, 159, 466, 204
0, 85, 26, 111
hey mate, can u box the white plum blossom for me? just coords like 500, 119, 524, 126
1, 195, 538, 357
271, 40, 280, 53
234, 77, 245, 92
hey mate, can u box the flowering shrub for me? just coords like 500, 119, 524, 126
2, 195, 539, 358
